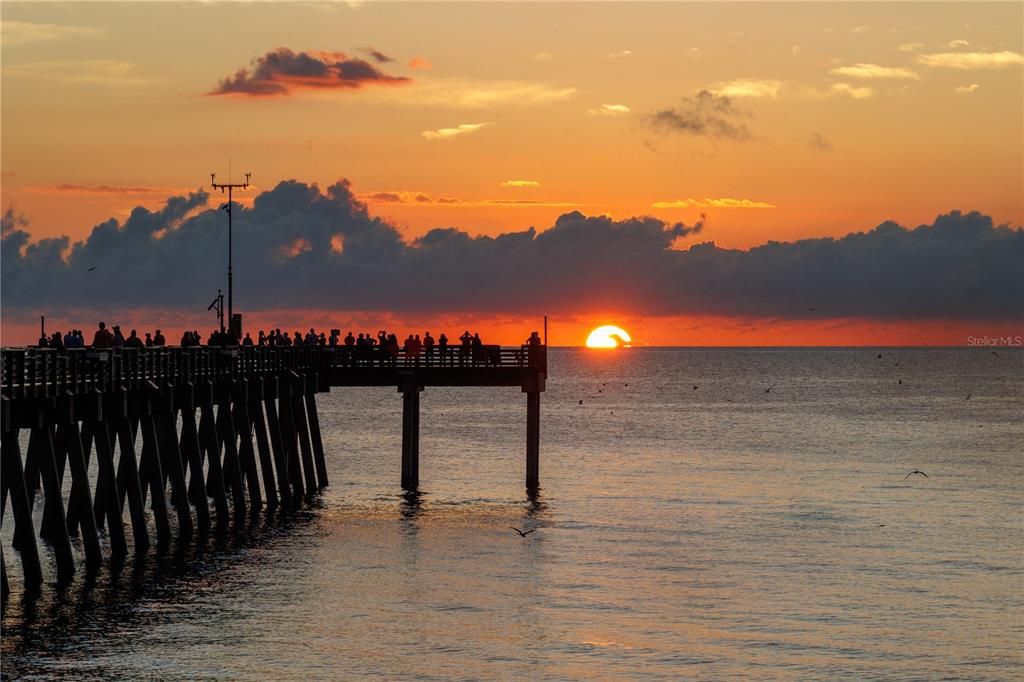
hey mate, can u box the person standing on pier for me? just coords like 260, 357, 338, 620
424, 331, 435, 366
125, 329, 144, 348
243, 332, 254, 346
154, 329, 166, 347
111, 325, 125, 347
472, 332, 483, 366
438, 332, 449, 366
49, 332, 64, 351
460, 330, 472, 366
92, 322, 113, 349
145, 332, 154, 347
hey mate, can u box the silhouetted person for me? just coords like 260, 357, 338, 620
50, 332, 64, 351
460, 330, 472, 365
154, 329, 166, 347
438, 333, 449, 366
93, 322, 113, 349
38, 333, 49, 348
124, 329, 144, 348
63, 330, 75, 348
424, 332, 435, 365
243, 332, 254, 346
145, 332, 153, 348
472, 332, 483, 365
111, 325, 125, 347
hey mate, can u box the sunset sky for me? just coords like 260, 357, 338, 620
2, 2, 1022, 345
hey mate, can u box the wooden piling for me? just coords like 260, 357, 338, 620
1, 430, 43, 591
116, 419, 151, 551
233, 400, 263, 511
198, 404, 230, 525
33, 426, 76, 581
216, 398, 247, 516
291, 392, 318, 492
277, 390, 305, 499
400, 386, 421, 490
59, 421, 102, 570
250, 400, 279, 509
305, 393, 329, 488
139, 413, 171, 545
262, 397, 293, 506
526, 390, 540, 493
91, 421, 128, 558
157, 411, 193, 540
179, 407, 213, 533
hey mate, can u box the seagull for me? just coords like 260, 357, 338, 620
578, 400, 583, 405
693, 385, 699, 390
510, 526, 536, 537
87, 266, 97, 272
965, 393, 972, 400
991, 351, 999, 356
877, 353, 883, 359
903, 470, 928, 480
765, 384, 774, 394
807, 307, 816, 311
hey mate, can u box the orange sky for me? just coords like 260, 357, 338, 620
2, 2, 1022, 345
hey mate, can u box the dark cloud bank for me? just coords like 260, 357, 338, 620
2, 180, 1021, 320
210, 48, 409, 96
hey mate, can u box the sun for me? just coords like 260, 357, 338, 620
586, 325, 632, 348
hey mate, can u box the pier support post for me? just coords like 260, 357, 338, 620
305, 392, 329, 488
60, 421, 102, 571
400, 382, 422, 490
263, 395, 293, 507
34, 425, 75, 582
291, 391, 318, 492
2, 430, 43, 591
198, 403, 230, 526
117, 419, 151, 551
250, 400, 279, 509
525, 390, 540, 493
91, 421, 128, 557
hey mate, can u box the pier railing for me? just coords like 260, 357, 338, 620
0, 345, 547, 400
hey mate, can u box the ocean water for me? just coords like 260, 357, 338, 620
2, 348, 1022, 680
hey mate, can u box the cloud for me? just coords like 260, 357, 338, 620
209, 48, 410, 96
850, 26, 870, 34
650, 91, 752, 140
954, 84, 980, 94
712, 79, 783, 99
917, 51, 1024, 69
651, 198, 776, 209
830, 63, 920, 80
607, 50, 633, 60
502, 180, 541, 188
792, 45, 803, 56
4, 59, 154, 87
827, 83, 875, 99
587, 103, 631, 116
359, 47, 394, 63
809, 132, 833, 151
946, 39, 970, 49
34, 184, 188, 195
421, 122, 492, 140
686, 47, 703, 59
408, 56, 432, 70
4, 184, 1019, 321
534, 52, 554, 63
0, 20, 103, 46
899, 42, 926, 53
358, 190, 578, 207
369, 78, 576, 108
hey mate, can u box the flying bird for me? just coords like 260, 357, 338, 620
509, 526, 536, 537
693, 385, 699, 390
991, 351, 999, 356
765, 384, 775, 394
87, 266, 97, 272
903, 470, 928, 480
898, 379, 902, 385
965, 393, 972, 400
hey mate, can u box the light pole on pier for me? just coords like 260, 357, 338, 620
210, 170, 250, 338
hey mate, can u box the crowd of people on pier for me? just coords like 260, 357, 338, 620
35, 322, 543, 367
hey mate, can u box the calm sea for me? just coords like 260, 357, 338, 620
2, 348, 1022, 680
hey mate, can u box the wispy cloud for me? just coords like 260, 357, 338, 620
502, 180, 540, 188
954, 83, 980, 94
359, 190, 579, 207
1, 20, 103, 46
917, 50, 1024, 69
712, 79, 783, 99
34, 184, 190, 195
534, 52, 554, 63
946, 39, 970, 49
359, 47, 394, 63
826, 83, 875, 99
850, 26, 870, 34
421, 122, 492, 140
898, 42, 926, 53
650, 91, 752, 140
607, 50, 633, 60
4, 60, 155, 87
588, 103, 631, 116
367, 78, 576, 108
809, 132, 833, 151
408, 56, 432, 70
830, 63, 920, 80
209, 48, 410, 96
652, 198, 776, 209
792, 45, 803, 57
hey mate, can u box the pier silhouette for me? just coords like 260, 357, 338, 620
0, 343, 546, 596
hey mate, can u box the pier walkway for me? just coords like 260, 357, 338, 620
0, 345, 546, 595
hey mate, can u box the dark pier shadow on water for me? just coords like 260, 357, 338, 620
0, 498, 326, 676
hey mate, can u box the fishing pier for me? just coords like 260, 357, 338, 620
0, 344, 547, 595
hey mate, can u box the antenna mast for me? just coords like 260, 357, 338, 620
210, 170, 251, 338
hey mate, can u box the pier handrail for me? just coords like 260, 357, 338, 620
0, 345, 547, 399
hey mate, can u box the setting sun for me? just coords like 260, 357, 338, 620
586, 325, 632, 348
